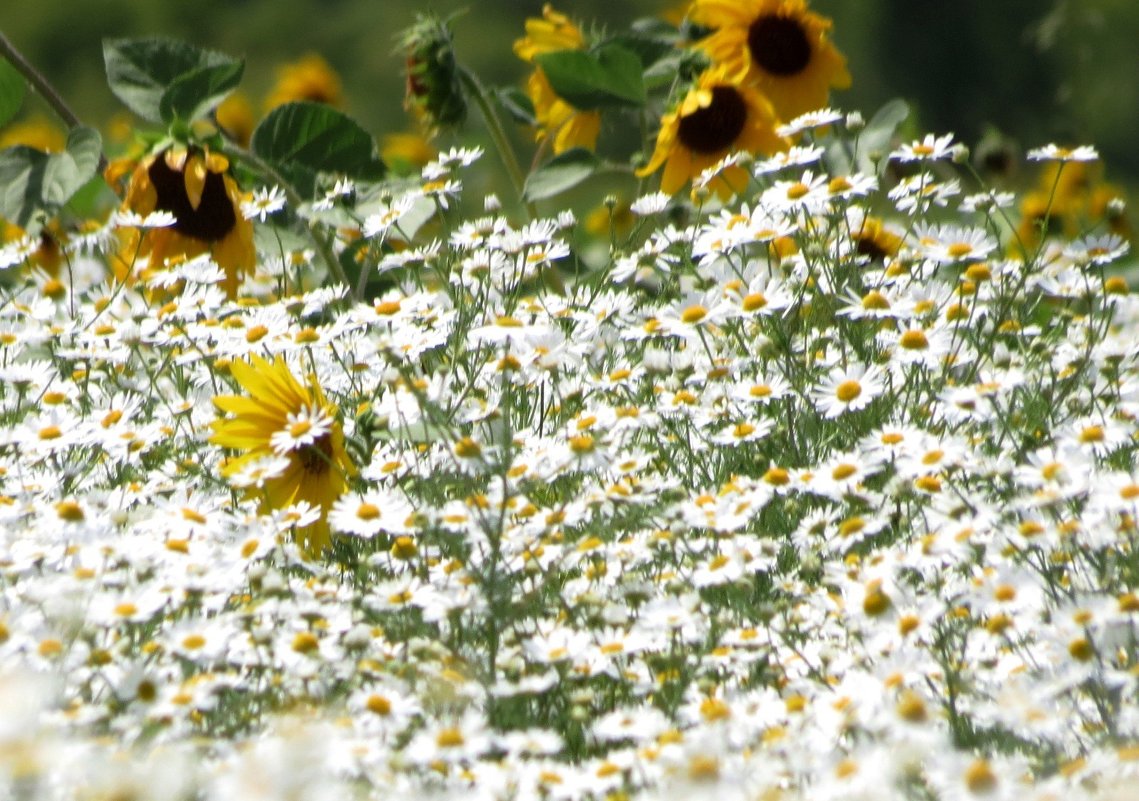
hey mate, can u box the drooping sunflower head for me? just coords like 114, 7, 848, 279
210, 355, 356, 557
401, 14, 468, 136
513, 4, 601, 154
691, 0, 850, 121
111, 147, 255, 297
638, 64, 788, 198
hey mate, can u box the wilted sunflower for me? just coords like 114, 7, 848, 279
401, 14, 468, 135
210, 354, 356, 556
638, 65, 787, 197
109, 147, 255, 297
691, 0, 850, 121
513, 4, 601, 154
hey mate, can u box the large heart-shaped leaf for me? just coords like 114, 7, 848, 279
535, 44, 646, 110
104, 37, 239, 123
0, 126, 103, 229
252, 101, 385, 181
159, 60, 245, 124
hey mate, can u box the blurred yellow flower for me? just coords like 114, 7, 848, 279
514, 4, 601, 154
691, 0, 850, 121
265, 53, 343, 111
0, 113, 66, 152
382, 131, 438, 172
216, 91, 256, 147
211, 354, 355, 557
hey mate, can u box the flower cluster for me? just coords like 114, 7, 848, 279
0, 8, 1136, 801
638, 0, 849, 196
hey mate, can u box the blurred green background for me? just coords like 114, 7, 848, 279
2, 0, 1137, 185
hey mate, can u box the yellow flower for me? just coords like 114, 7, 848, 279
690, 0, 850, 121
850, 216, 904, 264
514, 4, 601, 154
0, 113, 66, 152
215, 91, 256, 147
638, 65, 787, 197
210, 355, 356, 556
382, 131, 438, 172
110, 147, 255, 298
1, 219, 65, 277
265, 53, 343, 111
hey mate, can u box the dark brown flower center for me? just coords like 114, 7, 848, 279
677, 86, 748, 155
855, 234, 890, 262
748, 14, 812, 77
148, 152, 237, 243
298, 433, 334, 475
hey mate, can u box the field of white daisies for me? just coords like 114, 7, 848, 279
1, 2, 1138, 799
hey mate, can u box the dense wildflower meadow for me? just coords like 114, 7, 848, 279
1, 2, 1138, 799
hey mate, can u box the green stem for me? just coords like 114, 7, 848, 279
0, 30, 107, 170
458, 65, 536, 218
222, 143, 349, 289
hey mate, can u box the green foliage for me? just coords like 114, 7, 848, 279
103, 37, 242, 123
158, 60, 245, 124
0, 126, 102, 230
534, 44, 646, 110
251, 101, 385, 186
0, 59, 26, 129
523, 147, 599, 201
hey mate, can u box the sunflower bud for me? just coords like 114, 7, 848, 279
400, 14, 467, 136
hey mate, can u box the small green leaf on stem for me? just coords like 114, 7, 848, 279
0, 59, 27, 128
523, 148, 599, 201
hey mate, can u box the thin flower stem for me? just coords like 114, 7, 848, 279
223, 143, 350, 289
0, 30, 108, 170
458, 65, 536, 218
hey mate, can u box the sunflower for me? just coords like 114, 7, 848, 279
850, 216, 904, 264
210, 354, 356, 556
215, 91, 256, 147
637, 65, 787, 197
109, 147, 255, 297
513, 4, 602, 154
401, 14, 468, 136
264, 53, 343, 111
690, 0, 850, 121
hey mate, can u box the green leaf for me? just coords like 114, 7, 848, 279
0, 146, 47, 228
858, 99, 910, 175
43, 127, 103, 207
103, 37, 239, 123
493, 86, 535, 127
642, 51, 686, 92
252, 102, 385, 183
0, 59, 27, 128
524, 148, 598, 201
606, 32, 676, 71
534, 44, 646, 110
0, 126, 103, 229
159, 60, 244, 124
